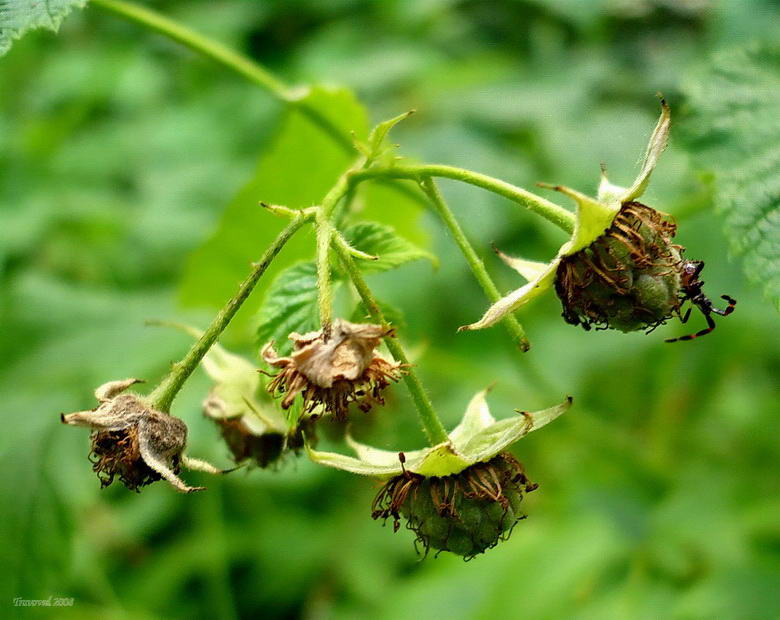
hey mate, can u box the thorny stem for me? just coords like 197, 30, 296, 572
350, 164, 575, 234
419, 178, 530, 351
332, 233, 450, 446
149, 214, 311, 412
90, 0, 353, 153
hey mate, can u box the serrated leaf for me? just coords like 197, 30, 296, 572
684, 45, 780, 310
0, 0, 87, 56
342, 221, 436, 273
256, 262, 334, 354
256, 224, 417, 351
179, 86, 368, 334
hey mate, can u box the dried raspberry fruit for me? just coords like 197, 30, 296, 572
61, 378, 228, 493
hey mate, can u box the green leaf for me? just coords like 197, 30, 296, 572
366, 110, 415, 159
0, 0, 87, 56
179, 86, 368, 334
341, 221, 436, 273
256, 262, 329, 354
684, 45, 780, 310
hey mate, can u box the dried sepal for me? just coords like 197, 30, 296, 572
62, 379, 227, 493
262, 319, 406, 421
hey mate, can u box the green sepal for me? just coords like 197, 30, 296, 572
306, 389, 572, 479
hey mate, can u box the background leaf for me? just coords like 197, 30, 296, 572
684, 45, 780, 310
0, 0, 87, 56
350, 297, 406, 329
342, 221, 437, 273
179, 86, 368, 335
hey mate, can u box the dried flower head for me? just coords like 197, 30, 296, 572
61, 378, 228, 493
308, 389, 571, 556
373, 452, 537, 558
261, 319, 405, 421
461, 99, 679, 334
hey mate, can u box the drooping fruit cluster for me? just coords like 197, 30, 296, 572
372, 452, 537, 558
555, 201, 683, 332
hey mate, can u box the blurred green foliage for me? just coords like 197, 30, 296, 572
1, 1, 779, 618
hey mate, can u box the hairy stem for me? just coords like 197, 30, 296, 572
351, 164, 575, 233
332, 234, 449, 445
419, 178, 530, 351
90, 0, 353, 152
149, 215, 310, 412
315, 169, 356, 331
315, 211, 334, 331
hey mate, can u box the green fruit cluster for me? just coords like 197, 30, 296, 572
555, 201, 683, 332
375, 453, 536, 558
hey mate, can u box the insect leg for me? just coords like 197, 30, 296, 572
665, 310, 716, 343
712, 295, 737, 316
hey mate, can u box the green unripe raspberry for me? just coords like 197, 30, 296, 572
373, 453, 537, 559
555, 201, 683, 333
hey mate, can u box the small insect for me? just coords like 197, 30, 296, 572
666, 260, 736, 342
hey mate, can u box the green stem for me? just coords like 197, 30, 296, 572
315, 168, 356, 331
351, 164, 575, 234
332, 234, 449, 446
149, 214, 310, 412
419, 178, 530, 351
90, 0, 353, 153
315, 210, 334, 331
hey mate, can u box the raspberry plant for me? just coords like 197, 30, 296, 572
4, 0, 751, 560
